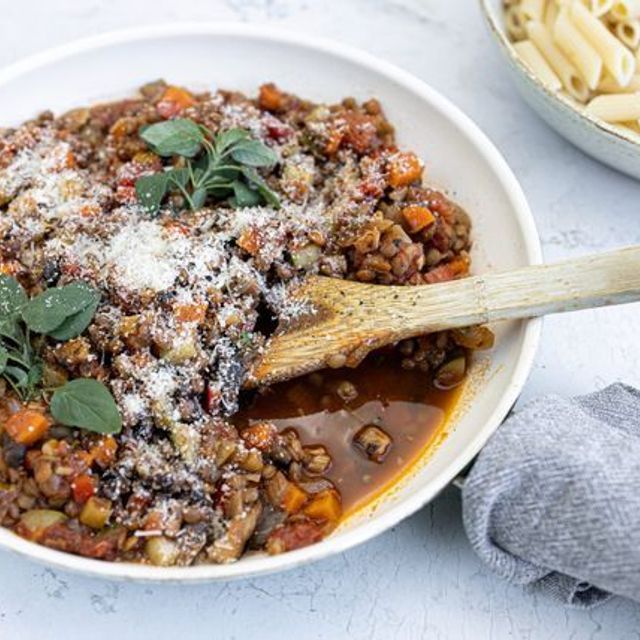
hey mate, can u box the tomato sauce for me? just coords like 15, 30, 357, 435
235, 352, 461, 514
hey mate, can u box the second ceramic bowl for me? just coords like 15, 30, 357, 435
480, 0, 640, 181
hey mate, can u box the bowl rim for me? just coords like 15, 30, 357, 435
478, 0, 640, 150
0, 22, 542, 583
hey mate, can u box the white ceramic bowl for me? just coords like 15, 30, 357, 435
480, 0, 640, 181
0, 23, 541, 582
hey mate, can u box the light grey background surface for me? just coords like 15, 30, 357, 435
1, 0, 639, 638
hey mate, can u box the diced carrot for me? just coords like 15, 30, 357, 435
79, 203, 101, 218
241, 422, 278, 452
402, 205, 435, 233
64, 150, 75, 169
324, 128, 344, 155
236, 228, 260, 255
71, 474, 96, 504
304, 489, 342, 522
281, 482, 308, 514
258, 83, 287, 112
174, 303, 207, 324
388, 151, 422, 188
90, 436, 118, 468
4, 409, 51, 446
156, 86, 196, 119
163, 219, 190, 236
0, 260, 21, 275
342, 111, 379, 154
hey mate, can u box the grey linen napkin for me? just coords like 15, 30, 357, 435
462, 383, 640, 608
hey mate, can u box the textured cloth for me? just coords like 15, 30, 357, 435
462, 384, 640, 607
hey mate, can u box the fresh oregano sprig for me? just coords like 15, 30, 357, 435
134, 119, 281, 215
0, 275, 121, 435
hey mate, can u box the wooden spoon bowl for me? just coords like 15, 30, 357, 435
250, 246, 640, 386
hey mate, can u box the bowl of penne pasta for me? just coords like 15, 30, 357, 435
481, 0, 640, 180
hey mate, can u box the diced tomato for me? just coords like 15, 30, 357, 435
359, 180, 384, 198
71, 474, 96, 504
38, 522, 124, 560
266, 520, 324, 554
424, 256, 470, 284
263, 114, 293, 142
341, 111, 379, 154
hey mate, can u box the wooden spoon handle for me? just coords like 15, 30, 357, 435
250, 246, 640, 386
397, 244, 640, 333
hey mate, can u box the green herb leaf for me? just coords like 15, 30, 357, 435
191, 188, 208, 210
0, 275, 27, 320
140, 119, 204, 158
26, 361, 43, 389
135, 121, 281, 214
230, 139, 278, 167
231, 180, 262, 208
48, 296, 100, 341
0, 346, 8, 375
168, 167, 190, 188
22, 282, 100, 336
136, 168, 191, 215
241, 167, 281, 209
215, 128, 250, 154
51, 379, 122, 434
5, 365, 28, 389
135, 172, 171, 214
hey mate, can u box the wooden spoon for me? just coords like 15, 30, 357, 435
249, 246, 640, 387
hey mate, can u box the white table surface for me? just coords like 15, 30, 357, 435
1, 0, 639, 638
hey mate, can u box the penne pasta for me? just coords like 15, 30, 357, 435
590, 0, 614, 16
545, 0, 560, 29
514, 40, 564, 89
570, 1, 636, 86
527, 20, 591, 99
597, 71, 640, 90
506, 6, 529, 41
615, 19, 640, 48
521, 0, 547, 21
585, 92, 640, 120
554, 8, 604, 89
610, 0, 640, 21
506, 0, 640, 124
